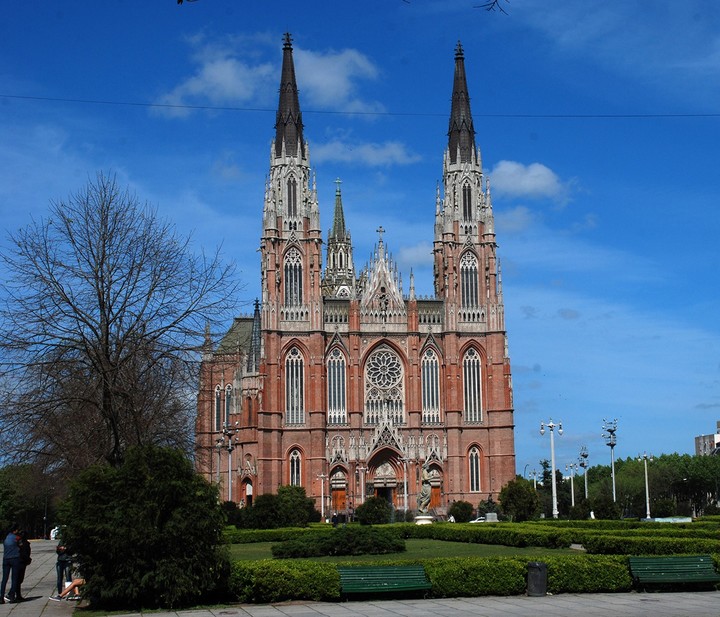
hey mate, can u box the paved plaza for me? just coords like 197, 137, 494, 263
2, 540, 719, 617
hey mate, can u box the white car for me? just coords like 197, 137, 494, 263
469, 516, 486, 523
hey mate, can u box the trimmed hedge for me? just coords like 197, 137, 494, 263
271, 526, 405, 558
230, 561, 341, 603
226, 554, 634, 602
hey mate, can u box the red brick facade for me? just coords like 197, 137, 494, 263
195, 36, 516, 517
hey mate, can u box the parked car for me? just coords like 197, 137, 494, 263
469, 516, 486, 523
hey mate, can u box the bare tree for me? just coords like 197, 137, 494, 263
0, 173, 240, 473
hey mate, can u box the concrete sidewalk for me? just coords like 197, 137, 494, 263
3, 540, 719, 617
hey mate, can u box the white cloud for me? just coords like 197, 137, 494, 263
397, 242, 433, 269
155, 38, 385, 118
313, 139, 421, 167
295, 47, 384, 114
489, 160, 569, 202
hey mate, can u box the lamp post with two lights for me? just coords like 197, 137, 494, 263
540, 419, 563, 518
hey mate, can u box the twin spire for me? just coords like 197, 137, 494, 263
274, 33, 305, 159
447, 41, 477, 165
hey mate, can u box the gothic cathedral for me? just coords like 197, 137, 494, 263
195, 35, 516, 516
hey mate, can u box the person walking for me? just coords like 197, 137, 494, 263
0, 523, 21, 604
16, 531, 31, 602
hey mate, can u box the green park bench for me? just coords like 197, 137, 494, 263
629, 555, 720, 590
338, 565, 432, 597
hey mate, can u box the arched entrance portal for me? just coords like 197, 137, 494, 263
371, 461, 398, 507
330, 468, 348, 513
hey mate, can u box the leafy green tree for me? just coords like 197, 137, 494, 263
59, 446, 228, 610
355, 496, 393, 525
448, 500, 474, 522
278, 485, 320, 526
498, 477, 540, 522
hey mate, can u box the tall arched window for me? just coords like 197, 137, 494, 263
284, 248, 303, 307
421, 349, 440, 423
327, 348, 347, 424
289, 449, 301, 486
364, 345, 404, 424
469, 446, 481, 492
214, 385, 222, 431
287, 177, 298, 219
463, 348, 482, 422
225, 384, 233, 421
462, 182, 472, 221
460, 252, 479, 308
285, 347, 305, 424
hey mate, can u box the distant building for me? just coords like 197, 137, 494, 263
194, 35, 516, 514
695, 421, 720, 456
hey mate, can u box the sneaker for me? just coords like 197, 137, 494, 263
3, 596, 11, 603
66, 595, 81, 600
49, 595, 63, 601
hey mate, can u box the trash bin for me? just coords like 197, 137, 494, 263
526, 561, 547, 597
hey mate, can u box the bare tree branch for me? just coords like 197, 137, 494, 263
0, 172, 242, 472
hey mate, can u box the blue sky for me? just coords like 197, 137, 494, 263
2, 1, 719, 479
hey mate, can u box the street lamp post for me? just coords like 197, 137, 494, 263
357, 465, 367, 504
566, 462, 578, 508
219, 421, 239, 502
215, 439, 223, 485
530, 469, 538, 490
317, 473, 328, 520
602, 419, 618, 502
579, 446, 589, 500
400, 458, 409, 514
540, 419, 563, 518
639, 452, 653, 519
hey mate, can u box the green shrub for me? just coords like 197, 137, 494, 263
425, 557, 526, 596
230, 561, 340, 603
356, 496, 393, 525
59, 446, 229, 610
448, 500, 474, 522
271, 526, 405, 558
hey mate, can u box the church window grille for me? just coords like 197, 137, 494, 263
364, 346, 404, 424
327, 348, 347, 424
462, 183, 472, 220
460, 252, 479, 308
285, 347, 305, 424
287, 177, 298, 219
289, 449, 301, 486
284, 248, 303, 307
421, 349, 440, 423
463, 348, 482, 422
469, 446, 481, 492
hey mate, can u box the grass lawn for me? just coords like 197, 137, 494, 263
229, 538, 577, 562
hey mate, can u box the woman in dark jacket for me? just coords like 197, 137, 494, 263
16, 531, 31, 602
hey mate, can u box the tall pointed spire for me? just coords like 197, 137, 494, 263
447, 41, 476, 165
330, 178, 347, 240
274, 33, 304, 159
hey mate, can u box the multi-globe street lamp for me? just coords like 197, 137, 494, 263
602, 419, 618, 502
357, 465, 367, 504
529, 469, 538, 490
540, 419, 563, 518
317, 473, 328, 520
638, 452, 653, 519
579, 446, 589, 500
217, 421, 239, 501
566, 462, 579, 508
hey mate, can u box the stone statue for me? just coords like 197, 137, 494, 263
416, 461, 432, 513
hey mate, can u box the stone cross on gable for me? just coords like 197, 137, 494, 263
376, 226, 385, 242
